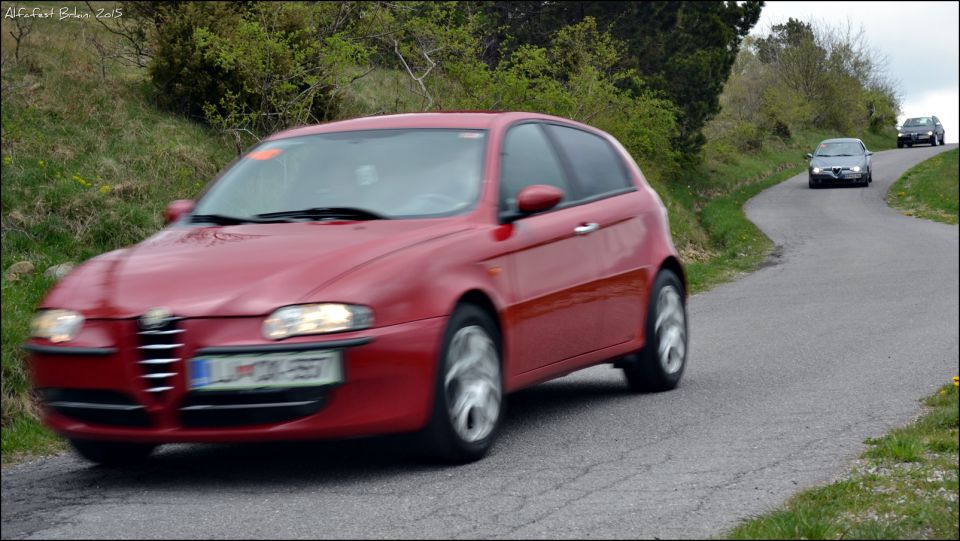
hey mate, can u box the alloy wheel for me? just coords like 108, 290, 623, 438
444, 325, 501, 443
655, 285, 687, 374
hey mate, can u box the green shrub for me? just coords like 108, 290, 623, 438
147, 2, 362, 141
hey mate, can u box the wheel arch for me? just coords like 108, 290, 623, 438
658, 256, 688, 298
454, 289, 503, 353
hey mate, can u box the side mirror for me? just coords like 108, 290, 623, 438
517, 185, 564, 214
865, 151, 873, 156
805, 153, 814, 159
164, 199, 195, 225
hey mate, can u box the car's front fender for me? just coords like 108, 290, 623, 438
300, 227, 509, 330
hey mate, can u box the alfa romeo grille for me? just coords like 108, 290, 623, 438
136, 318, 184, 398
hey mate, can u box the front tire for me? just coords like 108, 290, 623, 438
420, 304, 503, 463
69, 439, 156, 466
623, 269, 688, 392
897, 141, 903, 148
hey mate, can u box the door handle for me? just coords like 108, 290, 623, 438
574, 223, 599, 235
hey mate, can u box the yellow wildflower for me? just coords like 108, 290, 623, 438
953, 376, 958, 387
99, 185, 111, 194
2, 156, 11, 165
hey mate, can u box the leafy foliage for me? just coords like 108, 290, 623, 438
137, 1, 760, 161
720, 17, 901, 146
147, 2, 371, 147
468, 1, 763, 153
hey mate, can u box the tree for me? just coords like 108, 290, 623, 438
470, 1, 763, 154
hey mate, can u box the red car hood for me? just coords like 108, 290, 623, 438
44, 220, 465, 318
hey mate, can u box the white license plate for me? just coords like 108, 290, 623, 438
189, 350, 342, 391
847, 173, 861, 179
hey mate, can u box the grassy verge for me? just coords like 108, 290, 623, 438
1, 4, 236, 461
726, 383, 960, 540
1, 415, 65, 465
887, 148, 959, 225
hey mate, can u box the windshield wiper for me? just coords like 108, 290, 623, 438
189, 214, 284, 225
253, 207, 387, 221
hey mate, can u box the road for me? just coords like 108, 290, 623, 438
2, 144, 957, 539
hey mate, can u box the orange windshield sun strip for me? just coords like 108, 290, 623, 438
246, 148, 283, 161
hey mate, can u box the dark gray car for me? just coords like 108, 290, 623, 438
807, 138, 873, 189
897, 116, 945, 148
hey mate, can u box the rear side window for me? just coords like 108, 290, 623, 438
500, 123, 570, 210
545, 125, 631, 198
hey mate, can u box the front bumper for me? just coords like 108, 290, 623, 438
898, 133, 936, 144
809, 171, 863, 184
27, 316, 447, 444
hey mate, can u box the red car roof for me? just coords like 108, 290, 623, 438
266, 111, 599, 140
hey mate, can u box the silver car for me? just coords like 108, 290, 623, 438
897, 116, 945, 148
806, 138, 873, 189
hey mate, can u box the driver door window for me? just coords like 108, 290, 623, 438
499, 123, 571, 211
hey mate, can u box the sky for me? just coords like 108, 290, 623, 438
753, 1, 960, 143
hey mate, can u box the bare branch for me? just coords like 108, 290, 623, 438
393, 39, 436, 110
84, 1, 151, 68
9, 4, 35, 64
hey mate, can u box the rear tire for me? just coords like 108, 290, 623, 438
623, 269, 688, 392
69, 438, 156, 466
420, 304, 502, 463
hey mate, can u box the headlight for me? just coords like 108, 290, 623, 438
262, 304, 373, 340
30, 309, 84, 343
927, 131, 933, 136
897, 132, 903, 136
812, 167, 821, 174
851, 166, 861, 172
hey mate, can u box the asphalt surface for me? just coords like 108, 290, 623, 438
2, 143, 957, 540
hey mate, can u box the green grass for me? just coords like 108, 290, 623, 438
726, 384, 960, 540
888, 148, 959, 225
1, 6, 236, 457
1, 415, 65, 465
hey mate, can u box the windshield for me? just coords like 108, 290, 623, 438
903, 117, 932, 127
814, 141, 864, 157
193, 129, 487, 220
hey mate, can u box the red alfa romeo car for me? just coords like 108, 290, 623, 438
26, 112, 688, 465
